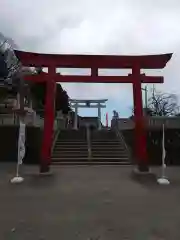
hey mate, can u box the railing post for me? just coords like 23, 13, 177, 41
86, 125, 91, 161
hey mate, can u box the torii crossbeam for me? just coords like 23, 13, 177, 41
15, 50, 172, 173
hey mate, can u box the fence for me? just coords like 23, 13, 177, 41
0, 113, 68, 131
111, 117, 180, 130
0, 113, 44, 127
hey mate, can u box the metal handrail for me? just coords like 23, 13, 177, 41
51, 129, 60, 154
86, 126, 92, 160
113, 120, 132, 159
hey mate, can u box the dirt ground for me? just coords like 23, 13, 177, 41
0, 163, 180, 240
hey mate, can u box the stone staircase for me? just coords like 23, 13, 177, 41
90, 129, 130, 164
52, 128, 130, 165
51, 129, 88, 165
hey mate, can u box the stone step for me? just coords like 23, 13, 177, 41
53, 149, 88, 155
57, 138, 86, 140
91, 146, 124, 149
56, 140, 87, 142
91, 146, 126, 150
52, 157, 89, 161
53, 148, 88, 151
53, 148, 88, 152
91, 141, 121, 144
91, 148, 126, 154
58, 135, 86, 138
53, 150, 127, 155
58, 137, 86, 139
52, 156, 129, 160
91, 146, 123, 149
59, 133, 86, 135
91, 153, 128, 157
57, 139, 86, 141
52, 161, 131, 165
58, 133, 86, 138
91, 136, 117, 139
58, 132, 86, 134
91, 154, 128, 157
91, 143, 124, 146
91, 140, 119, 142
52, 130, 131, 165
55, 143, 87, 146
91, 146, 125, 149
54, 145, 87, 148
52, 152, 88, 157
90, 157, 129, 161
52, 156, 89, 159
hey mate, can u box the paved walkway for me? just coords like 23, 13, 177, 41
0, 163, 180, 239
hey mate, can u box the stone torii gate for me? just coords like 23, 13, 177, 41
15, 50, 172, 173
69, 99, 107, 130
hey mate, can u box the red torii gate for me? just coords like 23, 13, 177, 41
15, 50, 172, 173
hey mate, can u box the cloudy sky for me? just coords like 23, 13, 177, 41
1, 0, 180, 122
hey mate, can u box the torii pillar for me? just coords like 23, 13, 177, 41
40, 67, 56, 173
132, 65, 148, 171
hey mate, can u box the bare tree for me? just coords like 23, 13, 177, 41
0, 33, 36, 116
148, 89, 179, 116
130, 88, 179, 119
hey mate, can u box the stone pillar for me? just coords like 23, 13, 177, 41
98, 103, 101, 130
74, 103, 78, 130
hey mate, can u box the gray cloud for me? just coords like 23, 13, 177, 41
1, 0, 180, 115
